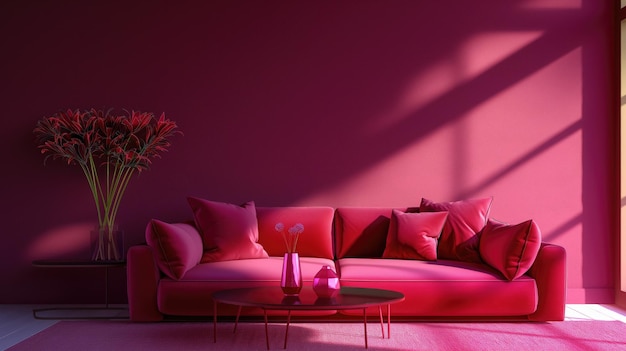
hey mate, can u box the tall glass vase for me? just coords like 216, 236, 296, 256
91, 225, 124, 262
281, 252, 302, 296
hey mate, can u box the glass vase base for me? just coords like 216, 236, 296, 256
281, 288, 301, 296
90, 226, 124, 262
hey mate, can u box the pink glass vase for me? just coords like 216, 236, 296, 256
281, 252, 303, 296
313, 265, 340, 298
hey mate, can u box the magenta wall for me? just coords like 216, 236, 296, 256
0, 1, 616, 304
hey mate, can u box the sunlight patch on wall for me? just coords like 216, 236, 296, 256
449, 44, 582, 222
458, 32, 544, 82
300, 43, 583, 211
27, 223, 94, 260
296, 121, 486, 207
519, 0, 581, 9
460, 47, 582, 184
363, 31, 543, 134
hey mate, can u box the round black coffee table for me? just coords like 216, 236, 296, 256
212, 286, 405, 349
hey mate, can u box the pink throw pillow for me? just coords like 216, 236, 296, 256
420, 197, 493, 262
187, 197, 268, 263
383, 210, 448, 261
479, 218, 542, 281
145, 219, 203, 280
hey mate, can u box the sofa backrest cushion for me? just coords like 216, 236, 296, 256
256, 207, 335, 259
334, 207, 418, 258
145, 219, 203, 280
479, 218, 542, 281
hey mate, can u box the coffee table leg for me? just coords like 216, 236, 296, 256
378, 305, 385, 338
213, 301, 217, 343
284, 309, 291, 349
387, 304, 391, 338
264, 309, 270, 350
363, 308, 368, 349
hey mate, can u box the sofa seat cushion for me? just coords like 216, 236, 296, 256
157, 256, 336, 316
336, 258, 538, 317
182, 256, 336, 281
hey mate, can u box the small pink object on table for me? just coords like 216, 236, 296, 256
313, 265, 340, 298
280, 252, 303, 296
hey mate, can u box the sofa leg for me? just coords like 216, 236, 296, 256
264, 309, 270, 350
234, 306, 242, 333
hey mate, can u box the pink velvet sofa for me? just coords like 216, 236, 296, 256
127, 197, 566, 322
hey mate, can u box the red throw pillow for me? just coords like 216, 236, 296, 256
420, 197, 493, 262
479, 218, 542, 281
382, 210, 448, 261
145, 219, 203, 280
187, 197, 268, 263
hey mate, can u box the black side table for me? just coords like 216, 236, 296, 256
32, 259, 128, 320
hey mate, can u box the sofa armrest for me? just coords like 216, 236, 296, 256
127, 245, 164, 322
526, 242, 567, 321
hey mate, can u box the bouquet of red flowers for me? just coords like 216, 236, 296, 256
34, 108, 181, 260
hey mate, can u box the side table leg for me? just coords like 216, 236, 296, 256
363, 308, 368, 349
213, 301, 217, 343
284, 310, 291, 349
104, 266, 109, 308
264, 309, 270, 350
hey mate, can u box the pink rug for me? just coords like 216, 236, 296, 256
8, 320, 626, 351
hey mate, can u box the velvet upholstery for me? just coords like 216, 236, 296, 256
126, 246, 163, 322
527, 243, 567, 321
419, 197, 493, 263
187, 197, 268, 262
157, 256, 336, 317
256, 206, 334, 259
479, 218, 542, 281
382, 210, 448, 261
145, 219, 203, 280
127, 204, 566, 322
338, 258, 537, 316
334, 207, 417, 258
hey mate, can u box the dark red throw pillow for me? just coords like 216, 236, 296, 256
383, 210, 448, 261
187, 197, 268, 263
419, 197, 493, 262
479, 218, 542, 281
145, 219, 203, 280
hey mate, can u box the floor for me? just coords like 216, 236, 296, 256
1, 304, 625, 350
